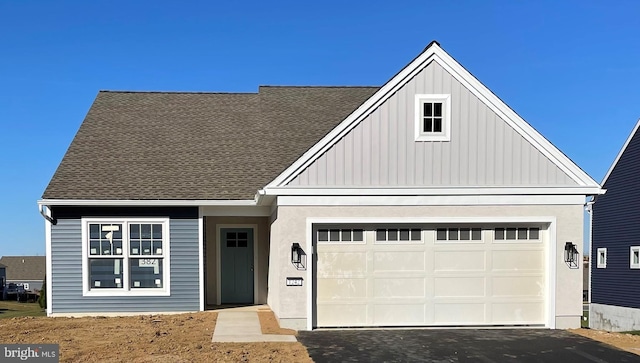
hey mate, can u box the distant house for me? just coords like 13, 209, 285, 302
0, 263, 6, 289
39, 41, 602, 330
583, 259, 589, 302
0, 256, 46, 292
591, 119, 640, 331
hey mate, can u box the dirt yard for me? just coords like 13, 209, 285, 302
1, 310, 639, 362
0, 311, 311, 363
570, 328, 640, 356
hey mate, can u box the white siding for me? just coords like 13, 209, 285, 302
288, 61, 575, 187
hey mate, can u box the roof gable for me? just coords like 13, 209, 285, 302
601, 118, 640, 187
265, 42, 601, 193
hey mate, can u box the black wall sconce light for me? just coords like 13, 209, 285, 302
564, 242, 579, 269
291, 243, 306, 270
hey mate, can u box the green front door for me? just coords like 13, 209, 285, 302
221, 228, 254, 304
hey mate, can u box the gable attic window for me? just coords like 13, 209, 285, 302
415, 94, 451, 141
631, 247, 640, 269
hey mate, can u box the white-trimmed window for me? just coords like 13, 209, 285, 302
318, 229, 364, 243
82, 218, 170, 296
376, 228, 422, 242
631, 247, 640, 269
415, 94, 451, 141
597, 248, 607, 269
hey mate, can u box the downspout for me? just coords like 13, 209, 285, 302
38, 204, 57, 225
585, 195, 597, 328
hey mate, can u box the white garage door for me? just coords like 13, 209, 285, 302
315, 225, 546, 327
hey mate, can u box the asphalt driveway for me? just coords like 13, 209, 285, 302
298, 329, 640, 363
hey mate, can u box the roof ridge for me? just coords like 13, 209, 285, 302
259, 85, 379, 88
99, 90, 258, 95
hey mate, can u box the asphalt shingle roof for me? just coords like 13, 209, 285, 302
43, 86, 378, 200
0, 256, 46, 281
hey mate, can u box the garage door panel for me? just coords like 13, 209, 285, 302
492, 276, 544, 297
492, 250, 544, 271
317, 278, 367, 300
317, 303, 367, 327
316, 225, 546, 328
373, 251, 425, 272
434, 303, 486, 324
434, 251, 485, 271
491, 302, 544, 323
434, 277, 485, 297
374, 278, 425, 298
373, 304, 425, 325
317, 252, 367, 277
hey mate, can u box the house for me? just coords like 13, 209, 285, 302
0, 263, 5, 290
590, 119, 640, 331
0, 256, 46, 292
38, 41, 602, 330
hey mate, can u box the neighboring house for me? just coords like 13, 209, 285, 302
0, 256, 46, 292
591, 119, 640, 331
39, 41, 602, 330
0, 263, 6, 290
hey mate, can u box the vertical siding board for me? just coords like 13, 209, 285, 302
362, 115, 372, 185
387, 92, 399, 185
475, 96, 486, 185
593, 129, 640, 308
286, 61, 577, 188
51, 218, 200, 313
335, 136, 346, 185
397, 84, 408, 185
353, 123, 362, 185
371, 112, 380, 185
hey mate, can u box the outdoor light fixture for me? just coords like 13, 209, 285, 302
291, 243, 306, 270
564, 242, 579, 268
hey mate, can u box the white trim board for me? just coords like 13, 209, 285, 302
38, 199, 258, 207
601, 118, 640, 186
264, 42, 601, 191
276, 195, 587, 206
265, 187, 601, 196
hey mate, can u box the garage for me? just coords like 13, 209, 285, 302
314, 224, 547, 328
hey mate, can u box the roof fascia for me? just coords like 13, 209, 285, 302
264, 43, 600, 190
38, 199, 259, 207
263, 186, 604, 196
600, 118, 640, 186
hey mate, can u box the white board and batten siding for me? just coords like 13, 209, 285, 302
288, 61, 576, 188
315, 226, 546, 327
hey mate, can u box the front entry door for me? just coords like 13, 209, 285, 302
221, 228, 254, 303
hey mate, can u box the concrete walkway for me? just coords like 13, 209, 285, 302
211, 310, 297, 343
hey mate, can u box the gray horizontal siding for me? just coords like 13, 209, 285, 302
51, 218, 200, 313
592, 128, 640, 309
288, 61, 575, 187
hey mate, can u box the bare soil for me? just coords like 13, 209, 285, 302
570, 328, 640, 355
0, 311, 312, 363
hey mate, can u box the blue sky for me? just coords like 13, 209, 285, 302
1, 1, 639, 256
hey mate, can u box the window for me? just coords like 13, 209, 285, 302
436, 228, 482, 242
631, 247, 640, 269
597, 248, 607, 269
83, 218, 170, 296
495, 227, 540, 241
376, 228, 422, 242
317, 229, 364, 243
415, 94, 451, 141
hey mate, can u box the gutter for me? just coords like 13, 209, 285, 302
38, 204, 56, 225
